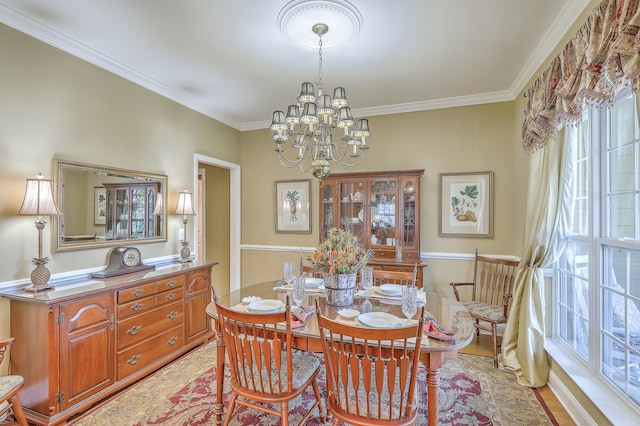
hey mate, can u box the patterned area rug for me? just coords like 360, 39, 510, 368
71, 342, 556, 425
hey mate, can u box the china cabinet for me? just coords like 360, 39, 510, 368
1, 262, 217, 425
103, 182, 161, 240
319, 169, 427, 286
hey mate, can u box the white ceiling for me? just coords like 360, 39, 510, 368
0, 0, 592, 131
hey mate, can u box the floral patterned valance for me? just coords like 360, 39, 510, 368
522, 0, 640, 153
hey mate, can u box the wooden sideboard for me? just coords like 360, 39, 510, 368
1, 261, 217, 425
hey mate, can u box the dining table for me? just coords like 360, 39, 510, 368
205, 280, 475, 426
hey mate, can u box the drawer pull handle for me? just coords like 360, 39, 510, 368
167, 336, 179, 345
130, 303, 144, 311
132, 289, 145, 297
167, 280, 177, 287
166, 293, 176, 300
167, 311, 179, 319
126, 354, 142, 365
127, 325, 143, 335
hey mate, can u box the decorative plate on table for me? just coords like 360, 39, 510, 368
305, 278, 323, 288
242, 296, 262, 304
337, 308, 359, 319
376, 284, 403, 296
357, 312, 403, 328
246, 299, 285, 313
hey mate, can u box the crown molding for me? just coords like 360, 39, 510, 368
1, 0, 594, 133
0, 4, 241, 130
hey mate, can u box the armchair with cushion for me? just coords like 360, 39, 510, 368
450, 249, 519, 367
0, 338, 28, 426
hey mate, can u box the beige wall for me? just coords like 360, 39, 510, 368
0, 23, 241, 340
240, 102, 523, 294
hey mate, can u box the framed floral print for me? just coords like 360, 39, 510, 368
439, 171, 493, 238
275, 179, 311, 233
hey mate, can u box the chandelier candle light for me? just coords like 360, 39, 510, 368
270, 21, 372, 182
174, 189, 195, 263
18, 173, 62, 292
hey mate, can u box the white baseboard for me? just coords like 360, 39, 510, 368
547, 369, 597, 426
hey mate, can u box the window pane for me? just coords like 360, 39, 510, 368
610, 93, 637, 148
609, 145, 635, 193
609, 193, 635, 239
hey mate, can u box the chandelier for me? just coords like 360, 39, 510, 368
269, 22, 372, 182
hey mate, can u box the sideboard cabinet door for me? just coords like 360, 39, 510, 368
58, 293, 115, 411
185, 269, 213, 343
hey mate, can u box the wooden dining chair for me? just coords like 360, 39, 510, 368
315, 301, 425, 426
371, 264, 418, 287
214, 299, 324, 426
0, 338, 28, 426
450, 249, 520, 367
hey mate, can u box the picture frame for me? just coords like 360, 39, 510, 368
275, 179, 311, 233
439, 171, 493, 238
94, 186, 107, 225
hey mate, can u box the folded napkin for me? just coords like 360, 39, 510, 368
424, 319, 455, 342
291, 305, 315, 329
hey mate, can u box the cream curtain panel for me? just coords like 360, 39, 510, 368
500, 127, 575, 387
522, 0, 640, 153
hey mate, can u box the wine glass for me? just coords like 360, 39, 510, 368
293, 275, 306, 308
283, 261, 295, 287
402, 285, 418, 325
361, 266, 373, 294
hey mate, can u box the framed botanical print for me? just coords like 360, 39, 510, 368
275, 179, 312, 233
439, 171, 493, 238
94, 186, 107, 225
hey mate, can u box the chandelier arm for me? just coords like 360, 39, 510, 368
277, 150, 305, 169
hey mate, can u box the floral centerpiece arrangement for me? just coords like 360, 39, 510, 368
309, 227, 373, 275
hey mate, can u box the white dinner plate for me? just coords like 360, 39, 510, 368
377, 284, 403, 296
305, 278, 323, 288
357, 312, 402, 328
246, 299, 285, 313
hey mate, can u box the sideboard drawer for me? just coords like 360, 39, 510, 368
157, 276, 185, 293
117, 301, 183, 349
117, 295, 155, 318
118, 282, 157, 303
117, 325, 184, 380
155, 289, 183, 307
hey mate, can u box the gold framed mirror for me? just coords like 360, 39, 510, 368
52, 159, 168, 252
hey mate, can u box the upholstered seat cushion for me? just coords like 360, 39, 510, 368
0, 375, 24, 396
463, 301, 506, 322
331, 363, 418, 420
235, 351, 320, 394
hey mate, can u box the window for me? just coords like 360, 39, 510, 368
554, 88, 640, 407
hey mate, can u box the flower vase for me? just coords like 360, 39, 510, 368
324, 273, 357, 306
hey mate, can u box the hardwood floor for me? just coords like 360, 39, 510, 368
459, 334, 575, 425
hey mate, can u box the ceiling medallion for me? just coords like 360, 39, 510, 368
277, 0, 362, 51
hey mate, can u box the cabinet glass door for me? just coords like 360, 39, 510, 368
402, 180, 417, 249
321, 184, 334, 241
369, 179, 397, 247
339, 180, 366, 245
115, 189, 129, 238
130, 188, 146, 238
